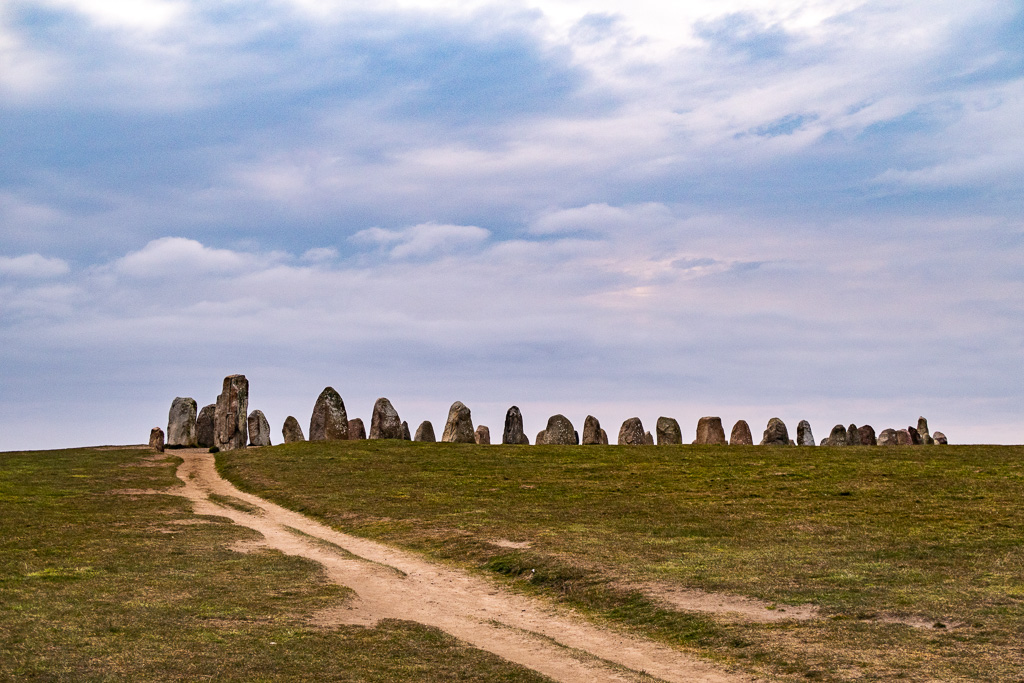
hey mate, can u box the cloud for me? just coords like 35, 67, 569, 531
112, 237, 267, 278
0, 253, 70, 277
352, 222, 490, 258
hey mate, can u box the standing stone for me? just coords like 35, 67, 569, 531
760, 418, 790, 446
644, 431, 654, 445
543, 415, 576, 445
475, 425, 491, 445
149, 427, 165, 452
369, 398, 403, 440
310, 387, 348, 441
877, 428, 898, 446
599, 428, 609, 445
442, 401, 475, 443
282, 416, 305, 443
825, 424, 848, 447
196, 404, 216, 448
348, 418, 366, 440
167, 397, 198, 448
536, 430, 547, 445
729, 420, 753, 445
847, 424, 860, 446
503, 406, 529, 445
415, 420, 436, 442
402, 421, 411, 441
896, 429, 914, 445
908, 426, 922, 445
247, 410, 271, 447
214, 374, 248, 451
618, 417, 646, 445
917, 417, 934, 445
796, 420, 815, 447
656, 417, 682, 445
857, 425, 877, 446
582, 416, 603, 445
933, 431, 948, 445
695, 417, 726, 445
574, 430, 580, 445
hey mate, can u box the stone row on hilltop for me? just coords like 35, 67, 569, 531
150, 373, 948, 452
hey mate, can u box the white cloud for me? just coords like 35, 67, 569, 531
0, 254, 70, 278
352, 222, 490, 258
112, 237, 266, 278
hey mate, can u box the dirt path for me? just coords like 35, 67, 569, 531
171, 449, 755, 683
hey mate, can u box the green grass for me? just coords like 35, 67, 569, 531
0, 446, 550, 682
219, 440, 1024, 682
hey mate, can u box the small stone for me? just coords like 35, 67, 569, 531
729, 420, 753, 445
933, 431, 948, 445
402, 421, 411, 441
796, 420, 815, 447
475, 425, 490, 444
310, 387, 348, 441
414, 420, 435, 442
503, 406, 528, 445
442, 401, 475, 443
348, 418, 366, 440
369, 397, 403, 440
857, 425, 877, 446
896, 429, 914, 446
167, 397, 198, 447
247, 410, 271, 447
908, 426, 922, 445
196, 404, 216, 448
149, 427, 165, 452
536, 430, 547, 445
825, 424, 848, 447
760, 417, 790, 446
282, 416, 305, 443
215, 374, 249, 451
877, 428, 898, 446
582, 415, 603, 445
543, 415, 576, 445
917, 417, 934, 445
847, 424, 860, 446
656, 417, 682, 445
644, 431, 654, 445
618, 417, 646, 445
599, 428, 608, 445
695, 417, 727, 445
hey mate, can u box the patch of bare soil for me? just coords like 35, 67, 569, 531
169, 449, 755, 683
490, 539, 533, 549
624, 583, 820, 623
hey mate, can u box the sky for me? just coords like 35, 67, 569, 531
1, 0, 1022, 449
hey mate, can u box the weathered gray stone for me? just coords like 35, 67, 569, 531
729, 420, 753, 445
543, 415, 576, 445
414, 420, 435, 442
933, 431, 948, 445
825, 424, 848, 447
599, 428, 608, 445
348, 418, 366, 440
796, 420, 815, 446
282, 416, 305, 443
760, 418, 790, 446
695, 417, 727, 445
310, 387, 348, 441
847, 424, 859, 446
618, 417, 646, 445
196, 404, 216, 448
908, 426, 922, 445
644, 431, 654, 445
896, 429, 914, 445
402, 421, 411, 441
656, 417, 682, 445
917, 417, 934, 445
582, 416, 603, 445
247, 410, 271, 447
369, 397, 403, 439
857, 425, 877, 446
149, 427, 165, 452
536, 430, 546, 445
503, 406, 529, 445
475, 425, 491, 445
215, 374, 249, 451
574, 430, 580, 445
877, 428, 898, 446
442, 401, 475, 443
167, 397, 197, 447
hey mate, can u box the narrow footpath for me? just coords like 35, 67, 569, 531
173, 449, 756, 683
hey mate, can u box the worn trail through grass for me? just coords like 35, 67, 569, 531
175, 448, 751, 683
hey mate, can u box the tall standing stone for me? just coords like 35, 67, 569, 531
402, 421, 411, 441
348, 418, 366, 440
282, 416, 305, 443
196, 404, 216, 448
917, 417, 934, 445
543, 415, 576, 445
309, 387, 348, 441
695, 417, 727, 445
475, 425, 491, 445
877, 428, 898, 446
369, 398, 404, 440
796, 420, 815, 447
618, 417, 646, 445
847, 424, 860, 446
582, 415, 603, 445
503, 406, 528, 445
825, 424, 848, 447
760, 418, 790, 446
857, 425, 877, 446
655, 417, 682, 445
729, 420, 753, 445
214, 374, 248, 451
442, 401, 475, 443
248, 410, 271, 447
149, 427, 165, 452
415, 420, 436, 442
167, 397, 198, 448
